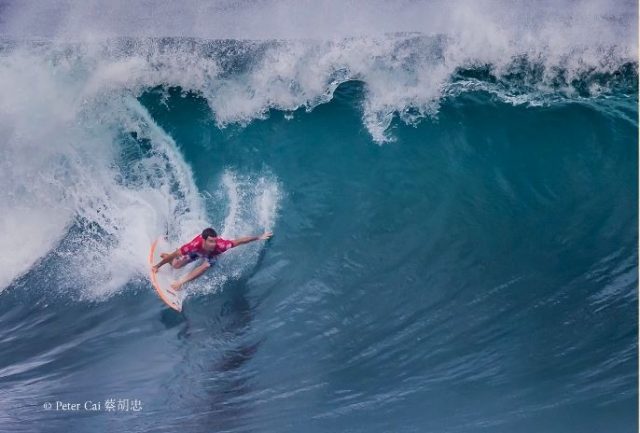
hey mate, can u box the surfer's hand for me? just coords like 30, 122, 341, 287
170, 280, 183, 291
259, 231, 273, 240
151, 265, 159, 273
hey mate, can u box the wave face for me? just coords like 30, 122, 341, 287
0, 1, 637, 432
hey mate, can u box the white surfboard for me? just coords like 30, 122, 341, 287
149, 237, 184, 312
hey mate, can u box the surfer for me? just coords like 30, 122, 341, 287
151, 227, 272, 291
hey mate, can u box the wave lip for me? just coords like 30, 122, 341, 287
1, 0, 637, 142
1, 1, 637, 143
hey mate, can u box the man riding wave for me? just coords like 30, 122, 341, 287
151, 227, 272, 292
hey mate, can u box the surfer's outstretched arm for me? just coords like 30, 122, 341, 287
152, 248, 181, 272
170, 261, 210, 291
232, 231, 273, 247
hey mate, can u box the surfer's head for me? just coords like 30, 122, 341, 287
201, 227, 218, 250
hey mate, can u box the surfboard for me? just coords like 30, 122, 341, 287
149, 237, 184, 312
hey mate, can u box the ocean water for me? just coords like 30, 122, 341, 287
0, 1, 638, 432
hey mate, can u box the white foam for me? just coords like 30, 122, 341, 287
63, 97, 209, 300
0, 42, 289, 296
0, 207, 70, 289
1, 1, 635, 141
0, 46, 209, 295
0, 0, 635, 44
184, 170, 281, 296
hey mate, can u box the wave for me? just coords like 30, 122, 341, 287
0, 4, 636, 432
0, 45, 280, 296
0, 35, 636, 144
0, 2, 636, 291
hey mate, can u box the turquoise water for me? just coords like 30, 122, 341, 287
0, 2, 638, 432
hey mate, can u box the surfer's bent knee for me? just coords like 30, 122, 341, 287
171, 253, 213, 270
171, 254, 192, 269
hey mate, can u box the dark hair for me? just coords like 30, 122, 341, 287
201, 228, 218, 239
